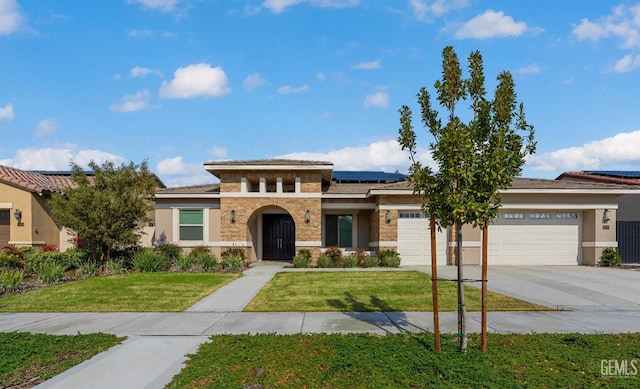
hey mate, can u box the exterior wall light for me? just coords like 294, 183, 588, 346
230, 210, 236, 223
603, 209, 610, 223
13, 209, 23, 226
305, 210, 311, 223
385, 210, 392, 223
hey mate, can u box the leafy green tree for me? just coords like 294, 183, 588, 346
398, 46, 536, 351
49, 160, 156, 267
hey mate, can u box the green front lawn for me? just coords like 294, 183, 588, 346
0, 332, 124, 388
0, 273, 238, 312
167, 333, 640, 388
245, 271, 545, 312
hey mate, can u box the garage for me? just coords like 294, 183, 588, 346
488, 211, 582, 265
397, 212, 448, 265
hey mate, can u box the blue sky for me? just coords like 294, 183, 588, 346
1, 0, 639, 187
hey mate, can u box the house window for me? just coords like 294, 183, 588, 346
179, 209, 203, 240
325, 215, 352, 248
503, 213, 524, 219
399, 212, 428, 219
530, 213, 552, 219
557, 213, 578, 219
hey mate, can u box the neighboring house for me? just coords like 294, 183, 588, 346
557, 171, 640, 263
0, 165, 161, 250
155, 159, 640, 266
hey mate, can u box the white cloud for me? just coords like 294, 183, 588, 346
527, 129, 640, 172
155, 156, 213, 186
517, 63, 542, 75
131, 66, 163, 78
0, 0, 23, 35
278, 84, 309, 94
34, 119, 58, 137
160, 63, 231, 99
128, 29, 153, 38
0, 103, 14, 122
364, 92, 389, 109
352, 60, 381, 70
454, 10, 531, 39
210, 146, 228, 159
572, 4, 640, 49
276, 139, 434, 173
262, 0, 359, 14
126, 0, 178, 12
0, 146, 125, 171
613, 53, 640, 73
411, 0, 468, 21
110, 90, 152, 112
243, 73, 269, 90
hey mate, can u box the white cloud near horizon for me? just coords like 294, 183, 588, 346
0, 146, 126, 171
278, 84, 309, 94
131, 66, 163, 78
528, 129, 640, 171
155, 156, 214, 186
243, 73, 269, 90
0, 0, 23, 35
453, 10, 535, 39
0, 103, 14, 122
126, 0, 178, 12
110, 90, 152, 112
410, 0, 468, 21
352, 60, 381, 70
160, 63, 231, 99
364, 92, 389, 109
34, 119, 58, 137
262, 0, 359, 14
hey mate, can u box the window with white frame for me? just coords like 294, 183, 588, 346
179, 209, 203, 240
325, 214, 352, 248
399, 212, 429, 218
503, 212, 524, 219
556, 212, 578, 219
529, 213, 552, 219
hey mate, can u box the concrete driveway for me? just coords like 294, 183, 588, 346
431, 265, 640, 311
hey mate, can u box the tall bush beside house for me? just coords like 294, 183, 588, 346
156, 243, 182, 264
342, 255, 358, 268
293, 249, 312, 268
601, 247, 622, 267
379, 249, 401, 268
363, 255, 380, 268
316, 255, 332, 268
324, 246, 342, 267
133, 248, 166, 272
0, 269, 23, 293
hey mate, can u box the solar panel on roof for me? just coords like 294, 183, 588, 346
584, 171, 640, 178
332, 171, 406, 183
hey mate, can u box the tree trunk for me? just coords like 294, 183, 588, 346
430, 214, 441, 352
456, 221, 467, 352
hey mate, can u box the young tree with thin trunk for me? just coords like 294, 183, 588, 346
398, 46, 536, 352
49, 160, 156, 268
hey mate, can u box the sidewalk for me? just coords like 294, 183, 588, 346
1, 263, 637, 388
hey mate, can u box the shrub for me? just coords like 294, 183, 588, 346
601, 247, 622, 267
355, 248, 369, 266
133, 248, 166, 272
342, 255, 358, 268
76, 262, 97, 279
156, 243, 182, 262
381, 253, 401, 268
324, 246, 342, 266
195, 252, 218, 272
362, 255, 379, 268
316, 255, 332, 268
36, 262, 66, 284
25, 251, 80, 275
0, 269, 23, 293
221, 248, 246, 262
40, 244, 59, 252
222, 254, 244, 273
379, 249, 399, 260
0, 252, 22, 269
189, 246, 211, 257
297, 249, 312, 261
176, 254, 194, 272
292, 254, 311, 268
104, 259, 125, 275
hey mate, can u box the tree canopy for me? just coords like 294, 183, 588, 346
49, 160, 156, 264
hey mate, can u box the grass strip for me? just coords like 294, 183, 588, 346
0, 273, 239, 312
245, 271, 545, 312
0, 332, 124, 388
167, 332, 640, 388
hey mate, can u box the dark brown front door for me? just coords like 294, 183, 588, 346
0, 211, 9, 248
263, 214, 295, 260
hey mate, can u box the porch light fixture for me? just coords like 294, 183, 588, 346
230, 210, 236, 223
305, 210, 311, 223
603, 209, 611, 223
385, 210, 392, 223
13, 209, 22, 223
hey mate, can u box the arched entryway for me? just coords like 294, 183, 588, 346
262, 213, 295, 260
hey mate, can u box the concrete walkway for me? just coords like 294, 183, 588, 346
1, 263, 638, 388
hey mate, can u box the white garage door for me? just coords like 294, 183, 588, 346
397, 212, 448, 265
488, 211, 582, 265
